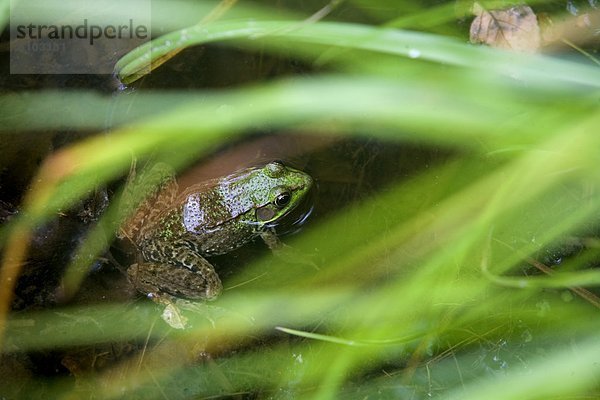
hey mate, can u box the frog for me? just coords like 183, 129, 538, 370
118, 161, 313, 302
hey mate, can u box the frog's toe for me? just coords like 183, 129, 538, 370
204, 279, 223, 300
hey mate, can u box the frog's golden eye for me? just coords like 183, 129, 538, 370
274, 192, 291, 208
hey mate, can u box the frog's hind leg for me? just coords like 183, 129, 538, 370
135, 238, 223, 300
119, 163, 179, 242
128, 260, 221, 301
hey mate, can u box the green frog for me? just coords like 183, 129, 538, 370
118, 161, 313, 302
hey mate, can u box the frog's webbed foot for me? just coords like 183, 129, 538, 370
142, 294, 221, 330
127, 267, 231, 330
118, 162, 179, 241
260, 230, 319, 270
260, 229, 284, 252
162, 298, 251, 330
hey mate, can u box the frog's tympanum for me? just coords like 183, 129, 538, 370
118, 161, 313, 302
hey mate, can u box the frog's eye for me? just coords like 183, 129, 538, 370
265, 161, 286, 178
274, 192, 291, 208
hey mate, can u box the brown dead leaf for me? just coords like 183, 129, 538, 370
470, 3, 541, 53
539, 9, 600, 49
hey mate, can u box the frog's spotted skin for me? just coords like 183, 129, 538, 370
120, 161, 313, 301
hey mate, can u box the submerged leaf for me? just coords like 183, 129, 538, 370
470, 3, 541, 52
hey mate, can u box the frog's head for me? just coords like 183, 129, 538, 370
254, 161, 313, 228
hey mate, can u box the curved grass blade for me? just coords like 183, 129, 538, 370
115, 20, 600, 89
276, 326, 425, 346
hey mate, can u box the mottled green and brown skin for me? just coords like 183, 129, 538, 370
119, 161, 313, 301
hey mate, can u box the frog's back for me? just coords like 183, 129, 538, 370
179, 181, 239, 234
118, 163, 178, 244
157, 179, 257, 255
178, 168, 260, 229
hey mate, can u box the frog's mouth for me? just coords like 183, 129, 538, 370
262, 183, 316, 234
259, 203, 313, 232
275, 203, 314, 235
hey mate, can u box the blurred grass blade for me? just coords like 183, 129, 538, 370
0, 75, 592, 148
447, 337, 600, 400
0, 0, 9, 32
